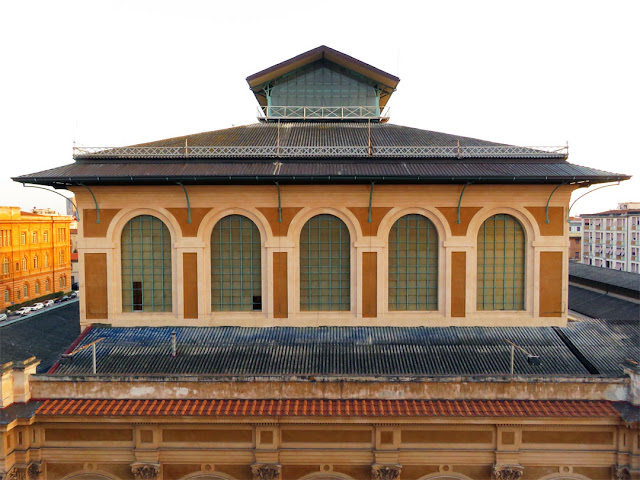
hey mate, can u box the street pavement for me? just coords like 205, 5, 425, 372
0, 301, 81, 373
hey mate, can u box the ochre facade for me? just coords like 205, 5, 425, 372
71, 184, 574, 329
0, 207, 72, 311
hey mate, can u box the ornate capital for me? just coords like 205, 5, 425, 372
26, 464, 42, 480
131, 463, 160, 480
493, 465, 524, 480
6, 467, 26, 480
372, 464, 402, 480
251, 464, 281, 480
615, 466, 631, 480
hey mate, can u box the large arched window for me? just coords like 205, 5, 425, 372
121, 215, 172, 312
211, 215, 262, 311
477, 214, 525, 310
300, 214, 350, 311
388, 214, 438, 311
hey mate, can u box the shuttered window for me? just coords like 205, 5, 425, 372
477, 214, 525, 310
211, 215, 262, 311
121, 215, 172, 312
300, 215, 350, 311
389, 214, 438, 311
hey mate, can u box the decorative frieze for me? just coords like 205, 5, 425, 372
26, 464, 42, 480
131, 463, 160, 480
6, 467, 25, 480
372, 463, 402, 480
251, 463, 281, 480
493, 464, 524, 480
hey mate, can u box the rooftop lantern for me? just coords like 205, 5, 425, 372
246, 46, 400, 123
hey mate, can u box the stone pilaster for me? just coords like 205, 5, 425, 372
372, 463, 402, 480
493, 464, 524, 480
131, 463, 160, 480
251, 463, 281, 480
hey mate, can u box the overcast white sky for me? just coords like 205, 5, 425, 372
1, 1, 638, 215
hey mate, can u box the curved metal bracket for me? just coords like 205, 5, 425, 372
177, 183, 191, 224
568, 182, 620, 222
456, 183, 471, 224
545, 184, 564, 224
78, 184, 100, 223
21, 183, 79, 220
275, 182, 282, 222
368, 182, 375, 223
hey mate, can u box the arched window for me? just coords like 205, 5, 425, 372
35, 281, 40, 295
2, 257, 9, 275
22, 257, 27, 270
121, 215, 172, 312
388, 214, 438, 311
20, 232, 26, 245
211, 215, 262, 311
32, 231, 38, 244
59, 275, 66, 289
300, 214, 350, 311
33, 255, 39, 269
45, 278, 50, 291
43, 230, 48, 243
477, 214, 525, 310
23, 284, 28, 298
59, 250, 64, 265
4, 289, 9, 303
44, 253, 49, 267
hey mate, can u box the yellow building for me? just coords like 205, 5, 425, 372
0, 207, 72, 311
3, 46, 638, 480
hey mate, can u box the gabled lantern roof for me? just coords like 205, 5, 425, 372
246, 45, 400, 108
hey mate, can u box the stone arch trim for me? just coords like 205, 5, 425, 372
417, 473, 475, 480
177, 472, 239, 480
288, 207, 362, 245
298, 473, 357, 480
467, 206, 540, 244
108, 208, 181, 247
198, 207, 272, 246
60, 471, 122, 480
535, 475, 593, 480
378, 207, 451, 243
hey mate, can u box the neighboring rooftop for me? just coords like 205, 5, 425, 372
568, 285, 640, 321
569, 262, 640, 299
48, 324, 639, 378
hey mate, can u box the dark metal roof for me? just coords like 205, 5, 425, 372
51, 325, 598, 377
0, 401, 42, 425
0, 302, 81, 373
569, 262, 640, 295
561, 318, 640, 376
568, 285, 640, 320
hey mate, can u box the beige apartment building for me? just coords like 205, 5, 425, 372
3, 46, 638, 480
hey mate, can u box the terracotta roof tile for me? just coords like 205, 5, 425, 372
35, 399, 620, 419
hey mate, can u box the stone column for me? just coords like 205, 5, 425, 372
251, 463, 281, 480
371, 463, 402, 480
492, 464, 524, 480
131, 463, 160, 479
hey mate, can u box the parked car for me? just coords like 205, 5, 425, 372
0, 313, 7, 322
61, 295, 70, 302
16, 307, 31, 315
31, 302, 44, 310
69, 292, 78, 299
44, 300, 55, 307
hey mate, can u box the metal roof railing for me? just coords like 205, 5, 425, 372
73, 145, 568, 159
256, 105, 390, 121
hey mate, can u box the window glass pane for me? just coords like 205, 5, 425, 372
300, 215, 350, 311
211, 215, 262, 311
477, 214, 525, 310
121, 215, 172, 312
388, 214, 439, 311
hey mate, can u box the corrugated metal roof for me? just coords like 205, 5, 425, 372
13, 161, 624, 186
569, 262, 640, 294
35, 398, 620, 419
568, 285, 640, 320
50, 326, 593, 377
561, 318, 639, 376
